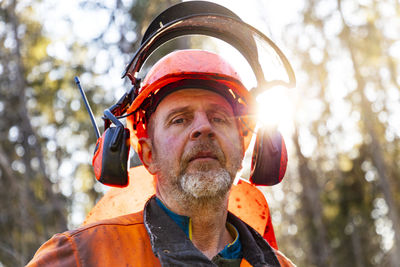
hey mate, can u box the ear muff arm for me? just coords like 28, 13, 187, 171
101, 85, 139, 130
104, 109, 124, 128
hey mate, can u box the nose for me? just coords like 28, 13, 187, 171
190, 113, 215, 140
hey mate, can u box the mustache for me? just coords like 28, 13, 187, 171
180, 141, 226, 169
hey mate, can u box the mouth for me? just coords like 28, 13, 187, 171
189, 152, 218, 163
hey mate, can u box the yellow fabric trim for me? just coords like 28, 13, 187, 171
189, 218, 193, 240
226, 222, 239, 247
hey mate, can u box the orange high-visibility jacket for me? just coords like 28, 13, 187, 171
27, 198, 295, 266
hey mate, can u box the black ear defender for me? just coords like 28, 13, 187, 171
250, 127, 288, 186
91, 110, 130, 187
75, 77, 131, 187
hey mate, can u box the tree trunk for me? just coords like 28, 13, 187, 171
349, 218, 365, 267
7, 0, 68, 263
293, 128, 332, 266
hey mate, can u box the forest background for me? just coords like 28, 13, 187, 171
0, 0, 399, 266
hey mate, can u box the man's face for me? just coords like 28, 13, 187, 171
145, 88, 244, 203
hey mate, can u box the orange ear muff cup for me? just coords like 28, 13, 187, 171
250, 128, 288, 186
92, 126, 130, 187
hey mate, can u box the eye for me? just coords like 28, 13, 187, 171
210, 111, 232, 124
171, 117, 185, 124
212, 116, 225, 123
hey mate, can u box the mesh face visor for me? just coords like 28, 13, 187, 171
122, 14, 296, 93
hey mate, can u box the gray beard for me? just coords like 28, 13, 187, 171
180, 168, 233, 200
155, 161, 234, 209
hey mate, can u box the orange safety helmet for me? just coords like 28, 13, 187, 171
126, 49, 256, 153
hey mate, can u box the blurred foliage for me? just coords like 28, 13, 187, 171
271, 0, 400, 266
0, 0, 399, 266
0, 0, 179, 265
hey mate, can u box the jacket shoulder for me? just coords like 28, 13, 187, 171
27, 211, 160, 267
68, 210, 145, 237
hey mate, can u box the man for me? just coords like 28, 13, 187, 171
27, 50, 294, 266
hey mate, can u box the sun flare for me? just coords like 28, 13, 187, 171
256, 86, 294, 129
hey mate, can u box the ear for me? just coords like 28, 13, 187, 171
138, 138, 157, 175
